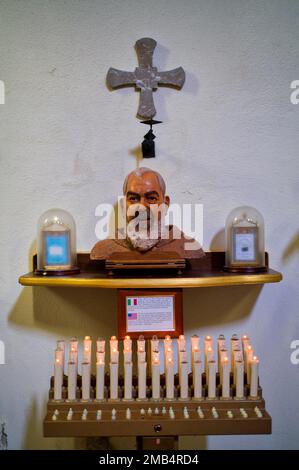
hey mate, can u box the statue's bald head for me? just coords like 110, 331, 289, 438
123, 167, 166, 196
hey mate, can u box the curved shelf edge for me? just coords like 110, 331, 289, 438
18, 271, 283, 289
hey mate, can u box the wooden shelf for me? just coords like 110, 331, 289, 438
19, 252, 282, 289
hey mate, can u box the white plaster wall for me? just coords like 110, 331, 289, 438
0, 0, 298, 449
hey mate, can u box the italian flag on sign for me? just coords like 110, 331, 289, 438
127, 298, 138, 306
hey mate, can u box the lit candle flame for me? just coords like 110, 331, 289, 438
207, 346, 212, 352
111, 336, 117, 340
125, 335, 130, 340
206, 335, 211, 340
84, 336, 91, 340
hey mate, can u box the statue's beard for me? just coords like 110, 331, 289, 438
126, 217, 169, 252
127, 234, 159, 252
125, 203, 169, 252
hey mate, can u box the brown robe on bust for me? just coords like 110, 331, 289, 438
90, 225, 205, 260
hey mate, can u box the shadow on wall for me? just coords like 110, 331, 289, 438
9, 287, 118, 338
282, 231, 299, 264
183, 284, 262, 331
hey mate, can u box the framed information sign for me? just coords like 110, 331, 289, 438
117, 289, 183, 339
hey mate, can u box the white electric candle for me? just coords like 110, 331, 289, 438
138, 361, 147, 400
166, 358, 174, 399
230, 334, 240, 372
124, 362, 133, 400
137, 335, 146, 362
151, 358, 160, 400
217, 334, 226, 371
110, 362, 119, 400
179, 350, 188, 363
54, 351, 63, 400
124, 350, 132, 363
69, 345, 78, 379
205, 346, 214, 375
179, 361, 189, 399
138, 350, 146, 363
233, 349, 243, 385
219, 348, 228, 382
56, 346, 64, 372
235, 360, 244, 399
57, 340, 65, 353
191, 335, 200, 351
81, 362, 91, 400
164, 335, 172, 371
151, 335, 159, 354
152, 350, 160, 363
250, 356, 259, 398
242, 335, 250, 354
123, 335, 132, 351
83, 336, 92, 363
221, 357, 230, 399
192, 349, 201, 363
208, 361, 216, 398
193, 361, 202, 399
191, 347, 200, 373
67, 361, 77, 401
69, 347, 78, 364
70, 338, 78, 352
164, 335, 172, 349
96, 360, 105, 401
191, 335, 200, 370
204, 335, 212, 352
96, 351, 105, 364
178, 334, 186, 351
110, 348, 119, 364
110, 336, 118, 353
96, 337, 105, 353
165, 346, 173, 363
245, 345, 254, 381
137, 335, 145, 353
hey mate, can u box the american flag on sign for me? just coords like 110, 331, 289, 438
128, 312, 137, 320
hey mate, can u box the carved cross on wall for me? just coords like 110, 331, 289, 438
106, 38, 185, 119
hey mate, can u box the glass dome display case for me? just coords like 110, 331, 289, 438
224, 206, 266, 273
36, 208, 80, 275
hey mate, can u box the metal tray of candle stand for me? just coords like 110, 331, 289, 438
43, 373, 271, 437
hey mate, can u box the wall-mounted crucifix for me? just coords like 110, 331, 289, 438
106, 37, 185, 119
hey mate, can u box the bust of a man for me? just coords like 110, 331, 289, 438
90, 167, 204, 260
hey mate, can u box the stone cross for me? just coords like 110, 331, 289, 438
106, 38, 185, 119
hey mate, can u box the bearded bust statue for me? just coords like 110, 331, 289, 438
90, 167, 204, 261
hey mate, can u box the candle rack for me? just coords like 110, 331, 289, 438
44, 372, 271, 437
